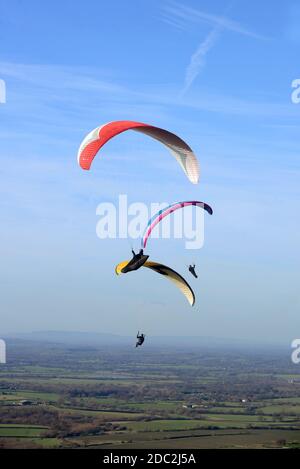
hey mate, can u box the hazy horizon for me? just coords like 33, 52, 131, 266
1, 329, 293, 349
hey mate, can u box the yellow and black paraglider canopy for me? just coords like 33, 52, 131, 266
115, 259, 195, 306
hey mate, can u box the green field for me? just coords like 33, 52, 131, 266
1, 340, 300, 449
0, 426, 47, 437
117, 413, 281, 432
0, 391, 60, 402
261, 405, 300, 414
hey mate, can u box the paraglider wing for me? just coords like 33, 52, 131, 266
115, 260, 130, 275
77, 121, 200, 184
144, 261, 195, 306
141, 201, 213, 249
115, 259, 195, 306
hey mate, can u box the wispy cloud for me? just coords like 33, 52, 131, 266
2, 61, 298, 135
162, 1, 268, 94
182, 25, 220, 95
162, 1, 267, 40
0, 62, 123, 93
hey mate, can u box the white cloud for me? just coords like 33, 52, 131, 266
162, 1, 268, 40
182, 25, 220, 95
162, 1, 269, 94
1, 60, 298, 142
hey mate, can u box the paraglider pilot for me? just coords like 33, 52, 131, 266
136, 332, 145, 348
188, 264, 198, 279
132, 248, 143, 258
121, 249, 149, 273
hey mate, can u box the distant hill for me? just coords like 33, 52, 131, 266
3, 330, 284, 351
4, 330, 130, 346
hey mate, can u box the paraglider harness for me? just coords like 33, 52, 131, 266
136, 332, 145, 348
121, 249, 149, 273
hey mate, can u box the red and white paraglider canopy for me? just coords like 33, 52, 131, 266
77, 120, 200, 184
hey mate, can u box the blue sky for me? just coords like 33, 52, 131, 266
0, 0, 299, 344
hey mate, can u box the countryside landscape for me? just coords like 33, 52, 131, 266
0, 335, 300, 449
